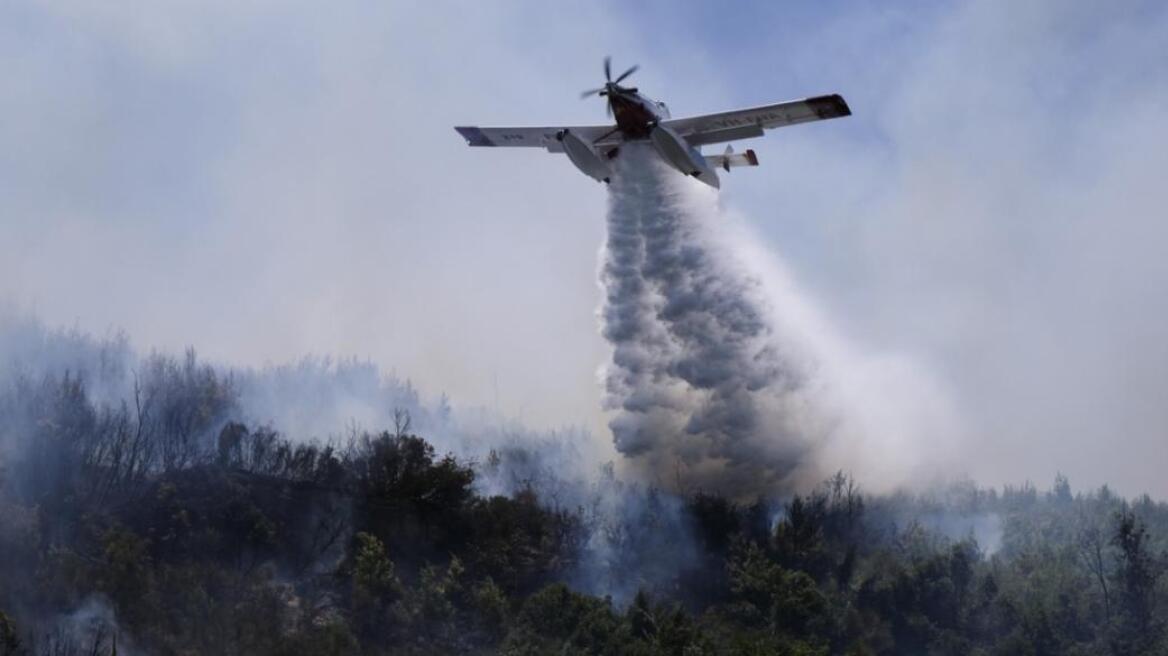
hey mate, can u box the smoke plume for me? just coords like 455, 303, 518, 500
600, 146, 827, 496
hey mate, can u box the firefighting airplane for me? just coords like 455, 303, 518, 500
455, 58, 850, 189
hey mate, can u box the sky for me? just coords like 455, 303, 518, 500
2, 1, 1167, 496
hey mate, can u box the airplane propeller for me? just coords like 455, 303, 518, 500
580, 56, 640, 115
614, 63, 638, 84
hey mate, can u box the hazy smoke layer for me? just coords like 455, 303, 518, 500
601, 147, 817, 496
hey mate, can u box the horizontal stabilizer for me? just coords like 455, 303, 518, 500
704, 146, 759, 172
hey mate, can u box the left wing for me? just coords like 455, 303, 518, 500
454, 125, 620, 152
662, 94, 851, 147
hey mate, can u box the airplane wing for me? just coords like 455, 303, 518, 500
662, 94, 851, 147
454, 125, 621, 153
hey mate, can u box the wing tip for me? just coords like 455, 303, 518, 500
832, 94, 852, 116
808, 94, 852, 119
454, 126, 496, 147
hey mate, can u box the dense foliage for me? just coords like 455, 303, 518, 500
1, 360, 1166, 655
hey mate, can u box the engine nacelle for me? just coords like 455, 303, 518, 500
649, 124, 720, 189
557, 129, 613, 183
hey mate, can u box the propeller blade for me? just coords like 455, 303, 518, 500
614, 64, 639, 83
604, 56, 612, 82
580, 87, 605, 99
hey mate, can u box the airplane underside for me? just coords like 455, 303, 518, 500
556, 127, 758, 189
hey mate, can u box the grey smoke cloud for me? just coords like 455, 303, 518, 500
2, 0, 1167, 497
0, 312, 696, 606
752, 1, 1168, 496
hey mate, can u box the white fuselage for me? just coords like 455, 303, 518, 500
604, 88, 719, 187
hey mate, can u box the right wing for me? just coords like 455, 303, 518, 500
454, 125, 620, 153
662, 94, 851, 147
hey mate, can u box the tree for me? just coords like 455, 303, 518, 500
774, 494, 830, 581
1109, 510, 1164, 654
1077, 519, 1112, 622
1052, 473, 1073, 504
0, 611, 21, 656
347, 532, 402, 640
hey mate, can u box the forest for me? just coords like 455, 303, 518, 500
0, 323, 1166, 655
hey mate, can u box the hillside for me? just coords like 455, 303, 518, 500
1, 349, 1165, 654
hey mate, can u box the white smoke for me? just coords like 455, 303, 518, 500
600, 146, 963, 496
